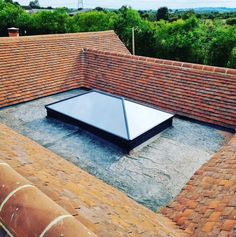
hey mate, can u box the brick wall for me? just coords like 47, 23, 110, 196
83, 49, 236, 130
0, 31, 129, 108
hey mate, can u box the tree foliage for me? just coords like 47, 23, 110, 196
29, 0, 40, 9
72, 11, 115, 32
156, 7, 169, 21
226, 17, 236, 25
29, 8, 70, 34
228, 47, 236, 68
114, 6, 143, 49
0, 2, 235, 68
0, 0, 30, 35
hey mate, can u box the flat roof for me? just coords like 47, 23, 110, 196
0, 89, 232, 211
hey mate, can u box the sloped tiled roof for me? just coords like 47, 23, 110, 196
0, 123, 187, 237
161, 135, 236, 236
83, 49, 236, 130
0, 30, 129, 53
0, 31, 130, 108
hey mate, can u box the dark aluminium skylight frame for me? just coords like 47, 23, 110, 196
45, 90, 174, 151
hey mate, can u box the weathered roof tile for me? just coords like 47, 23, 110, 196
0, 31, 130, 108
161, 135, 236, 236
0, 123, 187, 237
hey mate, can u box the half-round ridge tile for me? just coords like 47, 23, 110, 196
0, 187, 67, 237
44, 216, 97, 237
0, 163, 97, 237
0, 163, 30, 204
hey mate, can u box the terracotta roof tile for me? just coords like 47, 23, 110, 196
0, 123, 187, 237
161, 135, 236, 236
0, 162, 97, 237
0, 31, 130, 108
83, 49, 236, 130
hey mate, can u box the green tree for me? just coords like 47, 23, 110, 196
182, 10, 195, 20
29, 8, 70, 34
4, 0, 13, 3
29, 0, 40, 9
207, 25, 236, 67
72, 11, 115, 32
94, 7, 105, 12
226, 18, 236, 25
156, 7, 169, 21
0, 0, 30, 36
228, 47, 236, 68
154, 17, 204, 62
134, 20, 156, 56
114, 6, 143, 50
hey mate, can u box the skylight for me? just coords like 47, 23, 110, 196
45, 90, 174, 150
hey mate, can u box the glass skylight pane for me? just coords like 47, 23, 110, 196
46, 90, 174, 150
124, 100, 173, 140
47, 91, 128, 139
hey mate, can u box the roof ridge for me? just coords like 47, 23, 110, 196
0, 30, 116, 42
121, 98, 131, 140
0, 160, 97, 237
83, 48, 236, 77
91, 89, 130, 139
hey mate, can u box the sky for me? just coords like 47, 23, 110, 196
17, 0, 236, 10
